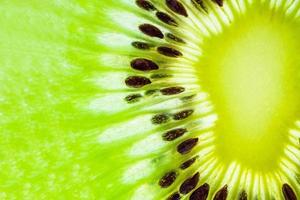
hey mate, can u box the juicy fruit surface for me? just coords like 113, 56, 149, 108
1, 0, 300, 199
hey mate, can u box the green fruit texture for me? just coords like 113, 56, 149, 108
1, 0, 300, 199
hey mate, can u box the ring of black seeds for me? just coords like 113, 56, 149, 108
133, 1, 250, 200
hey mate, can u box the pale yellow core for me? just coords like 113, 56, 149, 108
199, 11, 300, 170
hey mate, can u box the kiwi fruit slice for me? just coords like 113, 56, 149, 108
1, 0, 300, 199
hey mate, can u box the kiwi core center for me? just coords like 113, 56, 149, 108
200, 12, 300, 170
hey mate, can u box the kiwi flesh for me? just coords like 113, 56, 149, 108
1, 0, 300, 199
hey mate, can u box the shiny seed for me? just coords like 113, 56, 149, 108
282, 184, 297, 200
180, 156, 197, 170
189, 183, 210, 200
160, 86, 185, 95
125, 94, 142, 103
159, 171, 177, 188
156, 12, 178, 26
125, 76, 151, 88
177, 138, 198, 154
173, 110, 194, 120
152, 113, 170, 124
132, 41, 151, 50
131, 58, 159, 71
179, 172, 200, 194
163, 128, 187, 141
157, 46, 183, 57
166, 33, 185, 43
166, 0, 188, 17
167, 192, 181, 200
136, 0, 156, 11
213, 185, 228, 200
139, 24, 164, 38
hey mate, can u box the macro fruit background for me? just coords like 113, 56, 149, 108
1, 0, 300, 199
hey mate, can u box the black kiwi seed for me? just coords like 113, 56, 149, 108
177, 138, 199, 154
152, 113, 170, 124
212, 0, 223, 7
132, 41, 151, 50
213, 185, 228, 200
131, 58, 159, 71
282, 183, 297, 200
180, 156, 197, 170
157, 46, 183, 57
160, 86, 185, 95
162, 128, 187, 141
239, 190, 247, 200
191, 0, 208, 13
125, 76, 151, 88
139, 24, 164, 39
166, 0, 188, 17
136, 0, 156, 11
166, 33, 185, 43
189, 183, 210, 200
173, 109, 194, 120
167, 192, 181, 200
125, 94, 142, 103
159, 171, 177, 188
179, 172, 200, 194
156, 12, 178, 26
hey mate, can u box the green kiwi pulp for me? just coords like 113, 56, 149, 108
1, 0, 300, 199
